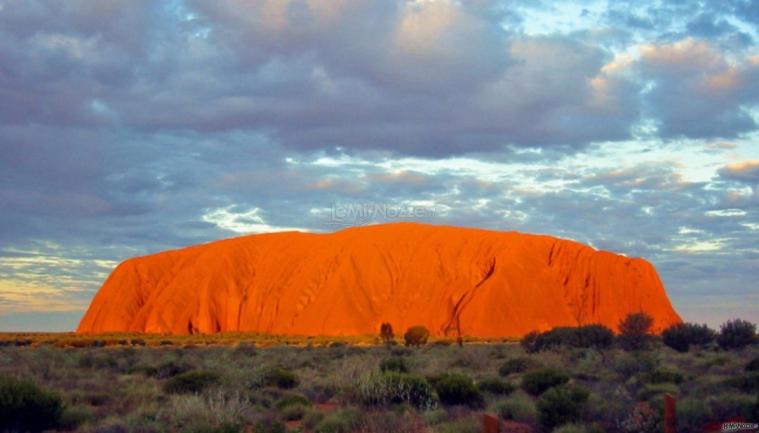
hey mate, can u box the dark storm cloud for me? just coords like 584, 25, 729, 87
2, 0, 758, 154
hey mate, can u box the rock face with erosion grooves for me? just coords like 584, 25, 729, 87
78, 223, 682, 336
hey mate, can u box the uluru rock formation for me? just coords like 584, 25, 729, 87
78, 223, 681, 337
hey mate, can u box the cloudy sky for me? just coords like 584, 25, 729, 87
1, 0, 758, 331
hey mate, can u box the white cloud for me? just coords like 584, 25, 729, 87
202, 206, 309, 234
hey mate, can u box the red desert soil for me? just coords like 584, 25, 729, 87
78, 223, 682, 336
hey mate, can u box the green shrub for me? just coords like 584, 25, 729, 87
58, 405, 94, 430
725, 373, 759, 393
677, 397, 713, 433
519, 325, 614, 352
390, 346, 412, 357
498, 357, 533, 376
281, 404, 307, 421
494, 393, 538, 423
717, 319, 756, 350
612, 351, 659, 378
314, 408, 362, 433
477, 377, 515, 395
163, 370, 221, 394
521, 331, 542, 353
636, 383, 678, 402
751, 395, 759, 423
404, 326, 430, 347
353, 371, 437, 409
662, 323, 715, 352
433, 417, 481, 433
154, 360, 193, 379
431, 373, 484, 408
540, 327, 580, 349
303, 409, 325, 430
707, 392, 755, 421
0, 375, 64, 433
379, 357, 408, 373
234, 342, 257, 357
263, 367, 299, 389
274, 394, 311, 410
746, 356, 759, 372
552, 423, 603, 433
521, 368, 570, 396
537, 385, 589, 431
253, 415, 286, 433
574, 324, 615, 349
617, 312, 654, 351
648, 368, 684, 384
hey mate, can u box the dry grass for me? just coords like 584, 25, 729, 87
0, 335, 756, 433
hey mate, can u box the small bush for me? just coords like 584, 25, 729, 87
130, 338, 146, 346
499, 357, 533, 376
314, 408, 362, 433
353, 371, 437, 410
662, 323, 716, 352
520, 325, 614, 352
494, 393, 538, 424
648, 368, 684, 384
612, 351, 659, 378
477, 377, 515, 395
274, 394, 311, 410
281, 404, 307, 421
58, 405, 94, 431
552, 424, 603, 433
233, 342, 257, 357
163, 370, 221, 394
0, 375, 64, 433
575, 324, 614, 349
521, 368, 570, 396
431, 373, 484, 408
303, 409, 325, 430
154, 360, 193, 379
677, 397, 714, 433
380, 322, 394, 344
636, 383, 678, 402
707, 392, 755, 421
717, 319, 756, 350
539, 327, 580, 350
379, 357, 408, 373
263, 367, 299, 389
521, 331, 542, 353
725, 373, 759, 393
253, 416, 286, 433
617, 312, 654, 351
404, 326, 430, 347
746, 356, 759, 372
536, 385, 589, 431
433, 417, 481, 433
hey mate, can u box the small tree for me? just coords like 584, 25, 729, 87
536, 385, 589, 431
617, 312, 654, 351
379, 322, 394, 345
575, 324, 615, 349
662, 322, 716, 353
717, 319, 756, 350
0, 375, 64, 433
521, 331, 542, 353
404, 326, 430, 347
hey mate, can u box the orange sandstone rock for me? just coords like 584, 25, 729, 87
77, 223, 682, 336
